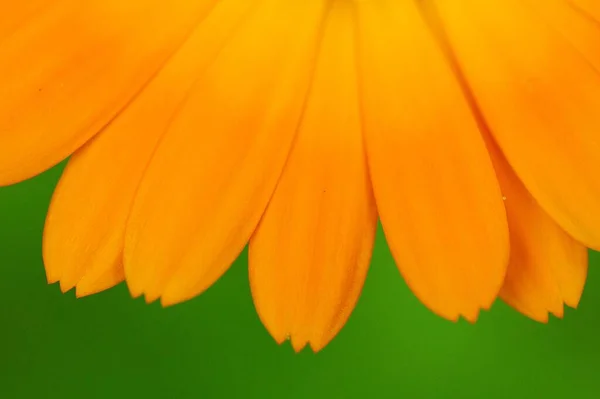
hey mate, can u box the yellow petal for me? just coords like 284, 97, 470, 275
0, 0, 214, 185
123, 0, 328, 306
43, 0, 249, 296
249, 1, 376, 353
356, 0, 509, 321
435, 0, 600, 249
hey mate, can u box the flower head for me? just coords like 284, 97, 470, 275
1, 0, 599, 351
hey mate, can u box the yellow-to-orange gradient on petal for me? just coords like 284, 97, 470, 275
1, 0, 599, 352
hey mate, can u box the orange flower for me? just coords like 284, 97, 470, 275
1, 0, 598, 351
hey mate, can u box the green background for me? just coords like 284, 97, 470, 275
1, 164, 599, 399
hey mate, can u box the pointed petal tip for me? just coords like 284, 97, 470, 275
539, 313, 551, 323
59, 280, 75, 294
550, 304, 566, 320
45, 266, 61, 285
74, 285, 95, 298
446, 313, 460, 323
290, 337, 322, 354
291, 339, 306, 354
294, 337, 331, 354
505, 300, 553, 323
462, 311, 481, 324
159, 296, 179, 308
126, 282, 144, 299
60, 279, 120, 298
432, 304, 491, 324
439, 306, 481, 324
268, 329, 331, 354
46, 275, 60, 285
267, 330, 326, 353
308, 339, 328, 354
144, 294, 160, 305
159, 289, 194, 308
481, 298, 497, 312
564, 295, 583, 310
460, 299, 496, 323
273, 334, 287, 347
525, 312, 550, 323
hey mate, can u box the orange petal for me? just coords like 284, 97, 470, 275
521, 0, 600, 70
249, 1, 376, 353
42, 1, 249, 297
0, 0, 214, 185
482, 122, 588, 321
356, 0, 509, 322
435, 0, 600, 249
568, 0, 600, 22
0, 1, 52, 39
497, 170, 588, 321
423, 0, 589, 322
123, 0, 328, 306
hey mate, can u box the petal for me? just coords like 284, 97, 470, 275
0, 0, 215, 185
124, 0, 328, 306
248, 1, 376, 353
485, 127, 588, 322
568, 0, 600, 22
42, 0, 250, 296
0, 1, 52, 39
435, 0, 600, 249
356, 0, 509, 321
521, 0, 600, 71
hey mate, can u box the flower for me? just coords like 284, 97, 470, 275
1, 0, 599, 352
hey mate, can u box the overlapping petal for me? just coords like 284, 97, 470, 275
0, 0, 597, 353
123, 0, 328, 306
249, 1, 377, 352
43, 0, 247, 296
357, 0, 509, 321
0, 0, 215, 185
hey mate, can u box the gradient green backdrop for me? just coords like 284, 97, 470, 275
1, 164, 599, 399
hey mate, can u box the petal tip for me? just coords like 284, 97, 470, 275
564, 298, 582, 310
538, 313, 551, 323
74, 285, 93, 298
45, 270, 60, 285
74, 283, 109, 298
59, 280, 75, 294
159, 294, 183, 308
144, 292, 160, 305
308, 340, 328, 354
291, 341, 306, 354
126, 282, 144, 299
550, 305, 565, 321
462, 312, 480, 324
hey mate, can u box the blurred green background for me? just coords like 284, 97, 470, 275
1, 164, 599, 399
